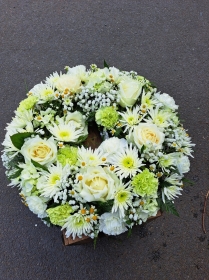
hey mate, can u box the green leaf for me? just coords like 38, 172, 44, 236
94, 199, 114, 215
157, 197, 179, 217
140, 145, 146, 154
182, 177, 194, 186
104, 60, 109, 68
31, 159, 49, 172
10, 132, 34, 150
8, 168, 23, 179
127, 228, 132, 238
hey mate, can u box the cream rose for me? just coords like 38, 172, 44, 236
118, 77, 142, 107
55, 74, 81, 92
77, 166, 119, 202
21, 136, 57, 166
130, 123, 165, 149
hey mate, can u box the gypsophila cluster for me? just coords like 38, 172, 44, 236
1, 63, 194, 240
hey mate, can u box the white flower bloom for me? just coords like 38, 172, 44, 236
26, 196, 47, 218
45, 71, 60, 87
55, 73, 81, 92
30, 83, 55, 102
110, 144, 144, 179
7, 109, 34, 131
21, 136, 57, 166
47, 122, 84, 142
162, 185, 182, 202
141, 90, 157, 109
146, 107, 172, 128
119, 106, 141, 132
99, 212, 127, 235
173, 153, 190, 174
2, 129, 19, 154
99, 137, 128, 159
77, 146, 107, 167
128, 123, 165, 150
62, 213, 93, 239
65, 111, 88, 136
76, 166, 119, 202
37, 163, 70, 199
118, 76, 142, 107
154, 92, 178, 110
67, 65, 88, 82
112, 183, 133, 218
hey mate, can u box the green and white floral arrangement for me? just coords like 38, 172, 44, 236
2, 62, 194, 240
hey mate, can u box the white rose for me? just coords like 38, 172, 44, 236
55, 74, 81, 92
78, 166, 119, 202
67, 65, 87, 81
99, 137, 128, 158
21, 136, 57, 166
130, 123, 165, 149
154, 93, 178, 110
26, 196, 47, 218
99, 212, 127, 235
118, 77, 142, 107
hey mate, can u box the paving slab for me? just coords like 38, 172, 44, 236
0, 1, 209, 279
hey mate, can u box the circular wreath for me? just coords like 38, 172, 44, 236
2, 63, 194, 239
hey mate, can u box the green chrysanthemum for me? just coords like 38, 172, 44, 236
17, 96, 38, 112
46, 204, 74, 226
57, 145, 78, 166
131, 169, 158, 197
95, 106, 119, 129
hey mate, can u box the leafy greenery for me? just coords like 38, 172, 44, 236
104, 60, 109, 68
94, 199, 114, 215
31, 159, 49, 172
157, 197, 179, 217
10, 132, 34, 150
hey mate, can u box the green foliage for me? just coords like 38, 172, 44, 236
10, 132, 34, 150
31, 159, 49, 172
157, 197, 179, 217
94, 199, 114, 215
182, 177, 194, 186
8, 167, 23, 179
103, 60, 109, 68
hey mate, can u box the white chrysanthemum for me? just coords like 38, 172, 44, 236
158, 153, 176, 171
62, 213, 93, 239
77, 146, 107, 167
146, 107, 172, 128
47, 122, 84, 142
30, 83, 55, 102
45, 71, 60, 87
154, 92, 178, 110
99, 212, 127, 235
162, 185, 182, 202
25, 196, 47, 218
112, 183, 133, 218
141, 90, 157, 110
165, 173, 183, 186
7, 109, 34, 131
111, 145, 144, 179
119, 106, 141, 132
2, 129, 19, 154
37, 163, 70, 198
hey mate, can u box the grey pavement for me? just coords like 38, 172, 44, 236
0, 1, 209, 279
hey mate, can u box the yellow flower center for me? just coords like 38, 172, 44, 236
122, 156, 134, 168
88, 177, 107, 190
49, 174, 60, 185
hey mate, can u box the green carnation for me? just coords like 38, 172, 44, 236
57, 146, 78, 166
17, 96, 38, 112
131, 169, 158, 197
46, 204, 74, 226
95, 106, 119, 129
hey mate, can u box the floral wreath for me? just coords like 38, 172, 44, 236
2, 62, 194, 240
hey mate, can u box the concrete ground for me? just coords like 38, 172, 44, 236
0, 1, 209, 279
